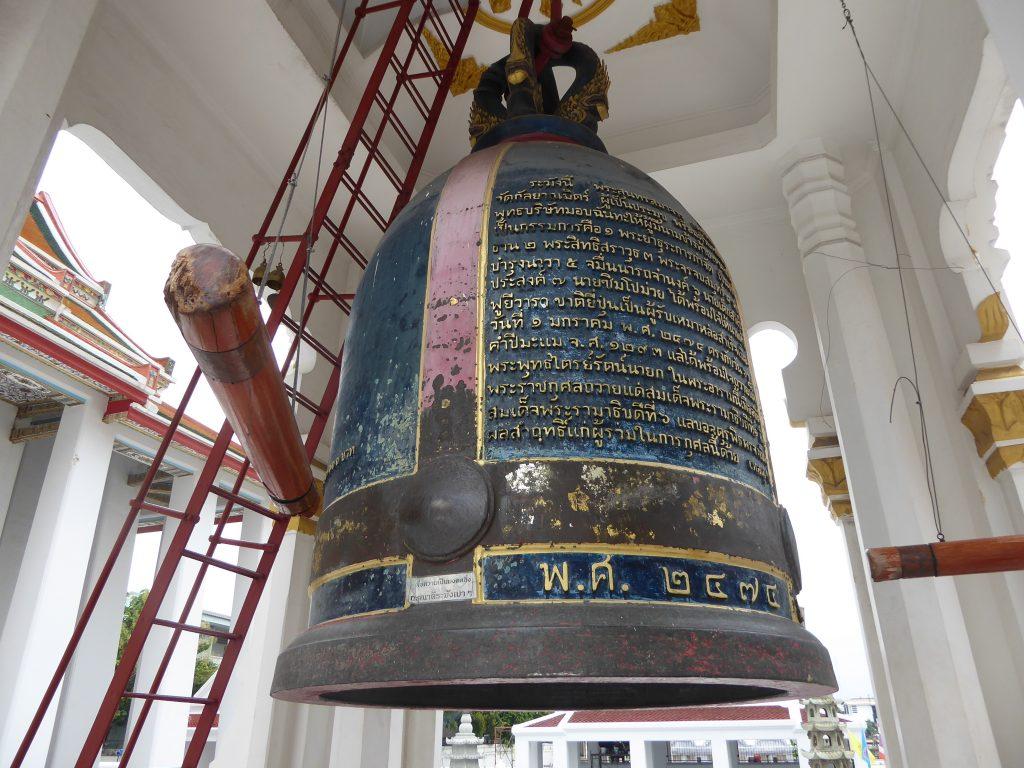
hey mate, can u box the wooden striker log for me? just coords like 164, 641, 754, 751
867, 535, 1024, 582
164, 244, 320, 517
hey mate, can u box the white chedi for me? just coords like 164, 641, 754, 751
447, 714, 485, 768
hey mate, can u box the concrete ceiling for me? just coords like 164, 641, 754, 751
64, 0, 985, 441
323, 0, 778, 176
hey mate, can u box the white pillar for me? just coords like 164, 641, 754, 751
127, 474, 215, 767
0, 435, 53, 630
0, 401, 25, 532
398, 710, 443, 768
46, 454, 139, 767
836, 514, 903, 768
996, 466, 1024, 534
629, 739, 654, 768
709, 739, 737, 768
388, 709, 407, 768
0, 0, 102, 272
515, 739, 543, 768
278, 704, 335, 768
514, 739, 531, 768
550, 738, 576, 768
780, 139, 1003, 768
0, 397, 115, 766
214, 512, 333, 768
208, 507, 272, 767
328, 708, 395, 768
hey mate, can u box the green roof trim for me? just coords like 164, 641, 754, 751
0, 282, 51, 319
29, 203, 77, 272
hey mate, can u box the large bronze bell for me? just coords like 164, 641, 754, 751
272, 18, 836, 710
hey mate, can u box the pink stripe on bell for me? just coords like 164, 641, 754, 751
420, 145, 505, 410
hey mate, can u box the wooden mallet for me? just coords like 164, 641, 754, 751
165, 244, 320, 518
867, 535, 1024, 581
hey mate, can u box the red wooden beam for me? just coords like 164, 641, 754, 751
103, 399, 254, 478
0, 315, 150, 404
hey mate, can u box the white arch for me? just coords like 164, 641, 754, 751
65, 122, 220, 247
64, 122, 317, 378
939, 36, 1016, 303
748, 320, 799, 369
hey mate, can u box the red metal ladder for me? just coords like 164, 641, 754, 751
9, 2, 480, 766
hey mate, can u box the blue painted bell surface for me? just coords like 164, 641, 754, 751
273, 24, 836, 707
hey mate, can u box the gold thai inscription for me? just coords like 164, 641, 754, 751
483, 172, 771, 492
539, 561, 570, 592
591, 555, 615, 591
661, 566, 692, 596
705, 574, 728, 600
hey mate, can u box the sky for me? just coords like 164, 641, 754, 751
37, 131, 238, 614
995, 102, 1024, 315
32, 99, 1024, 697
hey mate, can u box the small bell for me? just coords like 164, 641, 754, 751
266, 262, 286, 293
251, 258, 268, 287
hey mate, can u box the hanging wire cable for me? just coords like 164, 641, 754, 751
838, 0, 1022, 346
290, 1, 349, 409
837, 0, 946, 539
258, 3, 349, 305
809, 250, 967, 429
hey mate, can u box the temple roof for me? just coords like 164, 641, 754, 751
1, 193, 174, 404
1, 194, 253, 476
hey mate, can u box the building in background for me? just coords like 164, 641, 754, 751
801, 699, 855, 768
512, 706, 808, 768
0, 194, 268, 767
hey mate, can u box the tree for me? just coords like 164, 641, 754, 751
113, 591, 220, 717
193, 637, 220, 693
865, 720, 881, 757
113, 590, 149, 727
443, 712, 551, 744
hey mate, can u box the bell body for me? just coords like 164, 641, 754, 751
272, 117, 836, 709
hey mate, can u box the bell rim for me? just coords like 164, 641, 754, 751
272, 601, 837, 710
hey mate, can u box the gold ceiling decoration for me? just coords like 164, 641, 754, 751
475, 0, 612, 35
424, 28, 488, 96
607, 0, 700, 53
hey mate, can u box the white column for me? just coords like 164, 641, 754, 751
780, 139, 1003, 768
973, 0, 1024, 100
0, 435, 53, 630
127, 474, 215, 767
398, 710, 443, 768
709, 739, 737, 768
208, 507, 271, 767
550, 738, 576, 768
214, 512, 333, 768
629, 739, 654, 768
0, 401, 25, 532
514, 740, 543, 768
279, 705, 335, 768
45, 454, 139, 766
388, 709, 407, 768
0, 0, 102, 272
996, 466, 1024, 534
836, 514, 903, 768
0, 397, 115, 766
328, 708, 394, 768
